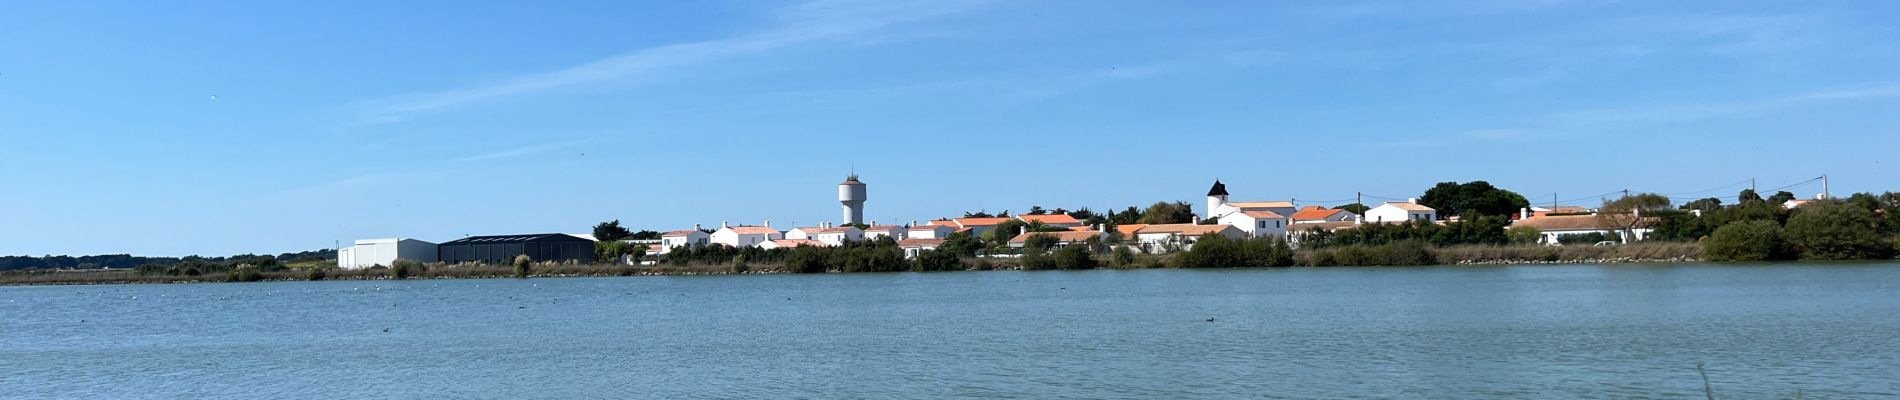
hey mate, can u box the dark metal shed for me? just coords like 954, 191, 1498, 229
437, 233, 595, 264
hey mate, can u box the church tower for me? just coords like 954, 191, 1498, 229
1206, 180, 1230, 219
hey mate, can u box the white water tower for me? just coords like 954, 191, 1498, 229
839, 174, 867, 225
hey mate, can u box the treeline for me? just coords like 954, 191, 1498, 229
1681, 192, 1900, 261
0, 249, 334, 271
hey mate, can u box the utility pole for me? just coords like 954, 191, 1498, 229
1751, 178, 1756, 192
1551, 193, 1557, 210
1822, 174, 1831, 199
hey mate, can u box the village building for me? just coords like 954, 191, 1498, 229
709, 221, 783, 248
337, 238, 437, 269
808, 226, 863, 246
1204, 180, 1298, 220
437, 233, 594, 264
908, 223, 956, 239
1217, 210, 1289, 240
897, 238, 945, 259
862, 222, 906, 241
1133, 223, 1247, 253
949, 217, 1012, 236
1290, 206, 1358, 224
657, 228, 710, 254
1364, 200, 1437, 223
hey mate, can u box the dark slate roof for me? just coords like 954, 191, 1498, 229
1207, 180, 1229, 196
441, 233, 589, 244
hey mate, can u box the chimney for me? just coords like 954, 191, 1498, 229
871, 220, 877, 227
1019, 226, 1027, 235
720, 221, 729, 229
911, 219, 918, 227
1191, 214, 1199, 225
763, 219, 771, 227
1520, 207, 1530, 220
1408, 197, 1418, 203
695, 223, 703, 231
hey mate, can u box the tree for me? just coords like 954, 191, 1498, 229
1783, 202, 1893, 260
1138, 201, 1196, 224
1767, 191, 1797, 205
1681, 197, 1723, 212
1026, 206, 1047, 215
1737, 189, 1764, 205
1704, 220, 1790, 261
1333, 203, 1370, 215
987, 219, 1029, 248
940, 232, 985, 257
1416, 181, 1531, 218
909, 249, 963, 272
1109, 246, 1137, 267
512, 255, 533, 278
1598, 193, 1672, 243
593, 220, 632, 242
628, 230, 662, 240
1022, 234, 1060, 253
1507, 227, 1542, 245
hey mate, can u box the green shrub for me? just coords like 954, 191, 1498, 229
512, 255, 533, 278
1301, 241, 1437, 266
1109, 246, 1137, 267
226, 265, 264, 282
730, 254, 750, 274
390, 259, 423, 280
910, 249, 964, 272
1506, 227, 1542, 245
1019, 251, 1057, 270
1703, 220, 1790, 261
1052, 245, 1097, 270
1783, 203, 1893, 260
306, 267, 327, 281
1556, 232, 1610, 245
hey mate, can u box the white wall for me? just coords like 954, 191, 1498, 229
1218, 214, 1288, 240
1366, 205, 1435, 223
338, 239, 437, 269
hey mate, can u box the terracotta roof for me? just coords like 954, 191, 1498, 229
1291, 221, 1361, 232
661, 229, 702, 237
816, 227, 858, 234
725, 226, 781, 235
1067, 226, 1093, 232
1017, 214, 1081, 225
909, 224, 951, 231
896, 238, 944, 248
1230, 201, 1295, 209
1115, 224, 1148, 237
953, 217, 1012, 227
1136, 224, 1239, 236
1512, 214, 1655, 231
1008, 230, 1102, 243
1380, 202, 1435, 212
1236, 211, 1287, 219
1291, 206, 1345, 221
865, 225, 903, 231
790, 227, 826, 233
929, 220, 959, 227
765, 239, 827, 248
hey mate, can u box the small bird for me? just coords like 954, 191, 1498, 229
1205, 318, 1216, 322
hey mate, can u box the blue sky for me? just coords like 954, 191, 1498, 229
4, 0, 1898, 257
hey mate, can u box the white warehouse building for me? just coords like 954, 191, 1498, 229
337, 238, 438, 269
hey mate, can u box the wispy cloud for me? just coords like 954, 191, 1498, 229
451, 139, 587, 163
351, 0, 990, 124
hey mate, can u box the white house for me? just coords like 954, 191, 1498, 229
710, 221, 783, 248
1510, 214, 1654, 245
1290, 206, 1358, 224
337, 238, 437, 269
1204, 180, 1297, 220
1364, 200, 1437, 223
897, 238, 945, 259
809, 226, 864, 246
1217, 211, 1289, 240
1133, 223, 1247, 253
759, 239, 827, 250
658, 228, 710, 254
907, 223, 956, 240
863, 222, 906, 241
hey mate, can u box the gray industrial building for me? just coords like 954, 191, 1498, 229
437, 233, 594, 264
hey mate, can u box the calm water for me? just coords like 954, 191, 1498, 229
4, 263, 1898, 399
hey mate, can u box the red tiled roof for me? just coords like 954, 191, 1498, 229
1381, 202, 1435, 211
1136, 224, 1239, 236
725, 226, 781, 235
766, 239, 827, 248
1291, 206, 1344, 221
897, 238, 944, 248
1115, 224, 1148, 237
661, 229, 701, 237
1237, 211, 1286, 219
909, 224, 951, 231
953, 217, 1012, 227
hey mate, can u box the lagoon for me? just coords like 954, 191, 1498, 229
4, 263, 1899, 398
